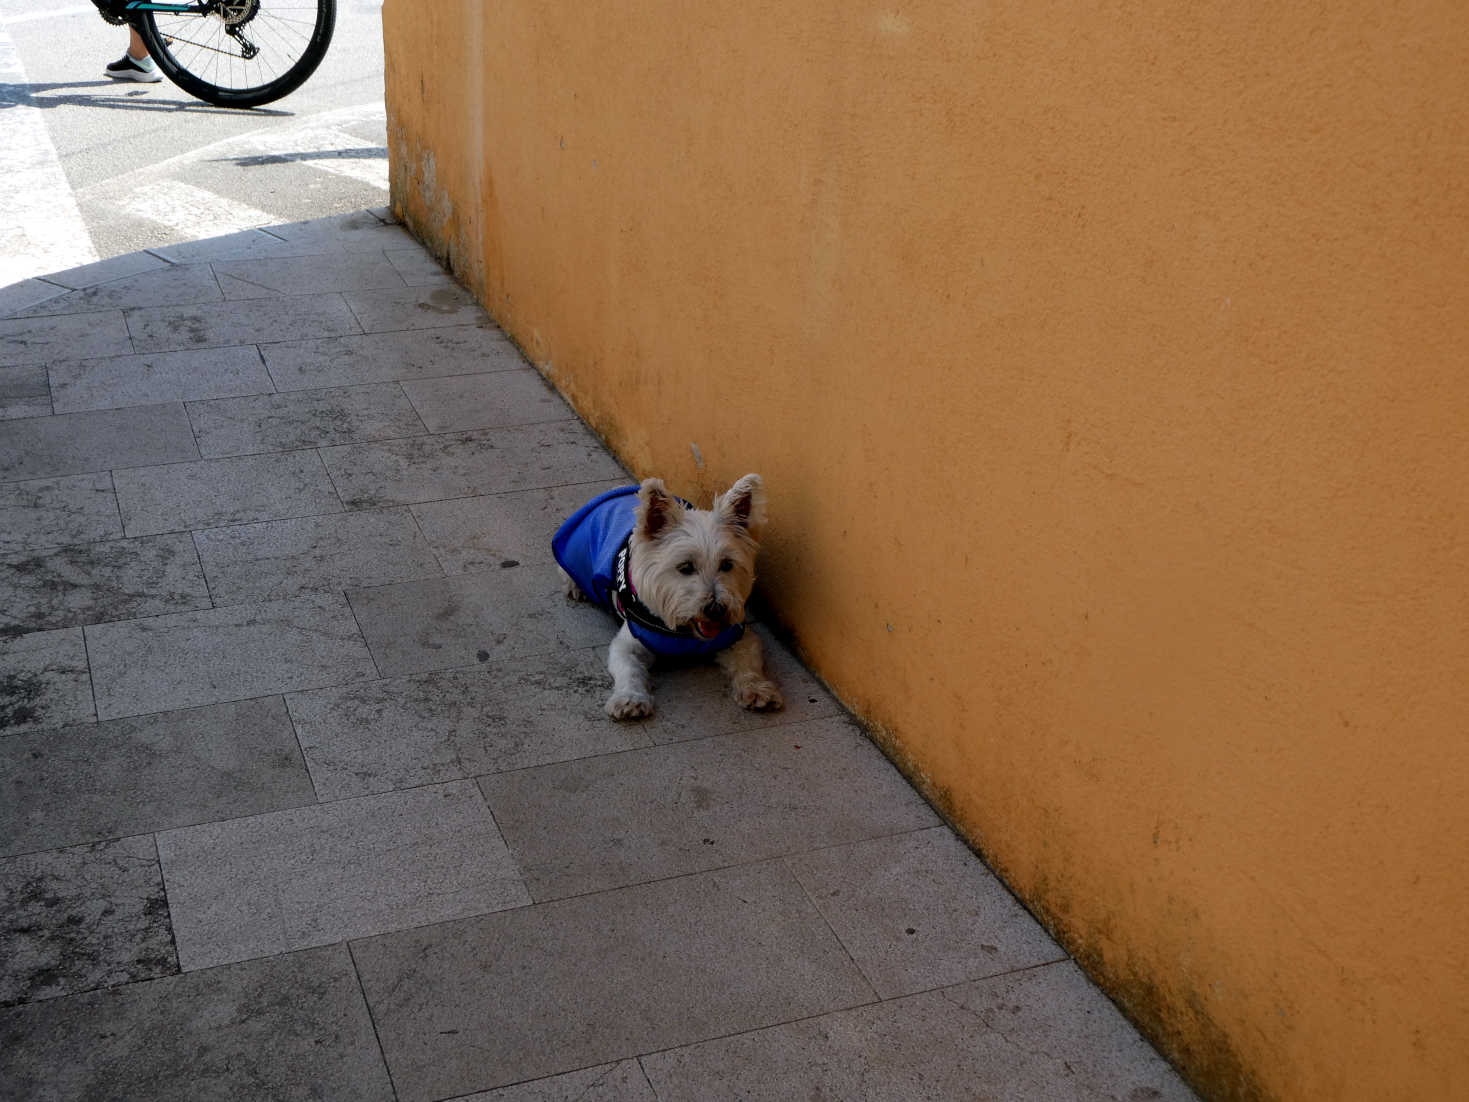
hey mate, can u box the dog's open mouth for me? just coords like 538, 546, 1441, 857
690, 617, 724, 640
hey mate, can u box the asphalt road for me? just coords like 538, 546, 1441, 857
1, 1, 389, 284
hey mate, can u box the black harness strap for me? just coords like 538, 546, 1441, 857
609, 536, 699, 640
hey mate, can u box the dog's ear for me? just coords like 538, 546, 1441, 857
635, 478, 683, 540
716, 474, 766, 540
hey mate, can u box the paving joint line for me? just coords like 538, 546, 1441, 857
625, 962, 1101, 1080
188, 529, 216, 608
344, 941, 404, 1102
118, 304, 138, 356
404, 499, 450, 578
77, 621, 101, 728
106, 469, 127, 537
278, 692, 323, 805
782, 849, 883, 1001
91, 500, 352, 542
3, 592, 376, 687
311, 445, 350, 513
149, 832, 187, 984
635, 1058, 663, 1099
188, 363, 529, 408
341, 586, 385, 680
3, 402, 579, 484
394, 378, 434, 436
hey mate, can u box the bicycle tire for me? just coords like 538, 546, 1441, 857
134, 0, 336, 109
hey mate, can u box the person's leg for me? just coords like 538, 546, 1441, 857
105, 27, 162, 81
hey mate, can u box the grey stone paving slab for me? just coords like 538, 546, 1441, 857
386, 246, 456, 286
267, 210, 418, 252
196, 507, 442, 604
411, 480, 627, 575
149, 227, 377, 265
345, 282, 492, 332
0, 403, 199, 484
14, 263, 222, 318
0, 279, 68, 320
0, 943, 395, 1101
0, 310, 129, 368
322, 420, 626, 509
85, 593, 377, 719
48, 345, 272, 413
114, 450, 342, 536
157, 780, 529, 971
402, 370, 573, 433
785, 827, 1067, 998
126, 293, 362, 354
0, 697, 315, 856
452, 1061, 656, 1102
212, 252, 409, 300
347, 565, 608, 676
286, 649, 653, 800
0, 533, 210, 635
0, 473, 123, 552
32, 250, 169, 292
0, 365, 50, 420
263, 325, 521, 390
187, 381, 427, 457
147, 227, 304, 264
641, 961, 1197, 1101
0, 836, 176, 1006
352, 862, 874, 1102
478, 717, 940, 901
0, 628, 93, 735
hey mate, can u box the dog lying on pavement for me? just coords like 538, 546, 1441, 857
553, 475, 784, 719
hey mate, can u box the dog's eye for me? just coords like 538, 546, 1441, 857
677, 562, 696, 575
718, 559, 734, 573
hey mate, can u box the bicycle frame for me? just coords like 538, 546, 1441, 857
96, 1, 214, 18
98, 1, 260, 58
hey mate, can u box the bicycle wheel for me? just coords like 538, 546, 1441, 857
134, 0, 336, 109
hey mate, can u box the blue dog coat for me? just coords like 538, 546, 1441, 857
552, 486, 745, 657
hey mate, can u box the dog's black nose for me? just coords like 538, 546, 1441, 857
702, 599, 726, 623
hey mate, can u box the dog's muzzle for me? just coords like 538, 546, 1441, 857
692, 601, 729, 639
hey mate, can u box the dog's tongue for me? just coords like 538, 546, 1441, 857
692, 617, 721, 640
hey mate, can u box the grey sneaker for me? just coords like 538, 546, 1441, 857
104, 53, 162, 82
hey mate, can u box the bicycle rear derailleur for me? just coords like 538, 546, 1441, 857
218, 1, 262, 59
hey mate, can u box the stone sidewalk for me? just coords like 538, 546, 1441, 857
0, 211, 1197, 1101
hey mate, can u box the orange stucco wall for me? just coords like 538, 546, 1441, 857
382, 3, 1469, 1098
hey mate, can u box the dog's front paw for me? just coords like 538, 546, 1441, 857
605, 690, 655, 720
734, 678, 784, 712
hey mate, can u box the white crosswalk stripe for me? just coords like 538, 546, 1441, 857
114, 179, 282, 239
239, 124, 390, 191
0, 27, 99, 286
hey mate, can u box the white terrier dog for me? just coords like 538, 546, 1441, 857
552, 475, 784, 719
